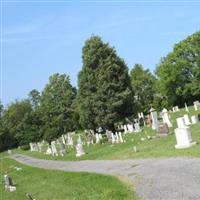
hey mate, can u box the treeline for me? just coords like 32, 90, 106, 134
0, 31, 200, 151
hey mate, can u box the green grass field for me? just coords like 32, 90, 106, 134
0, 154, 137, 200
16, 106, 200, 161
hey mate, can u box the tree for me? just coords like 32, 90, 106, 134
77, 36, 134, 131
156, 31, 200, 107
40, 73, 76, 142
28, 89, 41, 109
1, 100, 32, 148
130, 64, 156, 113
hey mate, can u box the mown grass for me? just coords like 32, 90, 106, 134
15, 106, 200, 160
0, 155, 138, 200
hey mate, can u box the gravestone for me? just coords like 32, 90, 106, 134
193, 101, 200, 111
115, 132, 119, 143
123, 125, 129, 134
175, 106, 179, 112
185, 103, 189, 112
67, 133, 73, 146
29, 143, 34, 151
61, 135, 66, 145
95, 133, 100, 143
111, 132, 115, 144
4, 175, 16, 192
87, 134, 94, 145
183, 114, 191, 126
127, 124, 134, 133
175, 127, 196, 149
76, 137, 85, 157
46, 145, 52, 155
176, 117, 186, 128
118, 132, 124, 143
191, 115, 199, 124
134, 122, 141, 132
158, 122, 169, 137
162, 108, 172, 127
37, 142, 43, 152
150, 107, 159, 130
59, 142, 66, 157
51, 141, 58, 156
26, 193, 36, 200
8, 149, 12, 155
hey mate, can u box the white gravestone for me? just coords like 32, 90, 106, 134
115, 132, 119, 143
51, 141, 58, 156
37, 142, 42, 152
175, 127, 196, 149
4, 175, 16, 192
175, 106, 179, 112
46, 145, 53, 155
183, 114, 191, 126
191, 115, 199, 124
29, 143, 34, 151
61, 135, 66, 144
127, 124, 134, 133
76, 136, 85, 157
150, 108, 159, 130
134, 122, 141, 132
95, 133, 100, 143
162, 108, 173, 127
59, 142, 66, 157
118, 132, 124, 143
193, 101, 199, 111
124, 125, 129, 134
176, 117, 186, 128
66, 133, 73, 146
185, 103, 189, 112
111, 132, 115, 143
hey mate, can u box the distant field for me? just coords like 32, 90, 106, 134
0, 154, 137, 200
15, 106, 200, 161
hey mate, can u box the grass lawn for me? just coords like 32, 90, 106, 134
0, 154, 137, 200
15, 106, 200, 161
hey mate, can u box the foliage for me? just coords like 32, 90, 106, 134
77, 36, 134, 131
28, 89, 41, 109
39, 73, 76, 142
156, 31, 200, 107
130, 64, 156, 113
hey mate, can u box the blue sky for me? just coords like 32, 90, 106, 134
1, 1, 200, 106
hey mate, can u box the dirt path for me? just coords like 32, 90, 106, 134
10, 154, 200, 200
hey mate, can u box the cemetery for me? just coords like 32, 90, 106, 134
1, 4, 200, 199
1, 104, 200, 200
13, 104, 200, 160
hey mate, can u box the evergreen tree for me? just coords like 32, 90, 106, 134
77, 36, 134, 131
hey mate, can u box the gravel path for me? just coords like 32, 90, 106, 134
10, 154, 200, 200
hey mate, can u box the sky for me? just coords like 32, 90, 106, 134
1, 1, 200, 106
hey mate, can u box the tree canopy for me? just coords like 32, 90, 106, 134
77, 36, 133, 131
130, 64, 156, 113
156, 31, 200, 107
39, 73, 76, 143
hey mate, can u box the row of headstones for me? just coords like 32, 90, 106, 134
150, 102, 200, 149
